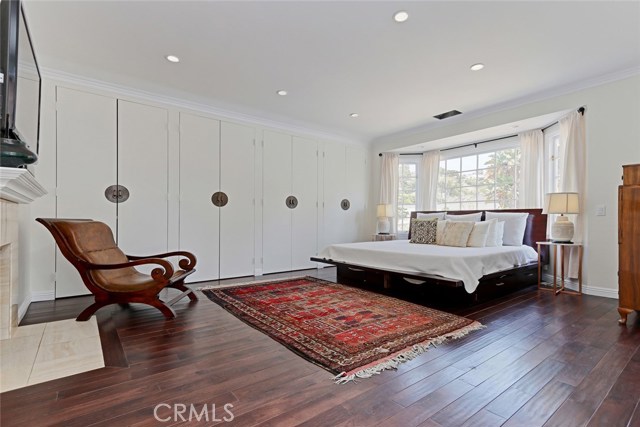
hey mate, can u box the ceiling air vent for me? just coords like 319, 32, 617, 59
433, 110, 462, 120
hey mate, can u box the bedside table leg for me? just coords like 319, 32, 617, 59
537, 245, 541, 290
553, 245, 558, 293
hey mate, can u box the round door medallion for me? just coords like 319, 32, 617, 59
340, 199, 351, 210
211, 191, 229, 207
285, 195, 298, 209
104, 185, 130, 203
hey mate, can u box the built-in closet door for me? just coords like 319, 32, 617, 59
291, 136, 318, 270
262, 130, 292, 274
179, 112, 220, 282
322, 141, 348, 248
219, 121, 255, 278
344, 146, 367, 242
55, 87, 117, 297
117, 100, 169, 257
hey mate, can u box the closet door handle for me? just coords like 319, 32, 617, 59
104, 185, 130, 203
211, 191, 229, 207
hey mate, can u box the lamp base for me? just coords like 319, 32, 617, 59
551, 215, 574, 243
377, 217, 390, 235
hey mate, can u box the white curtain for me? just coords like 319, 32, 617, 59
517, 129, 544, 208
379, 153, 399, 233
419, 150, 440, 210
559, 110, 586, 278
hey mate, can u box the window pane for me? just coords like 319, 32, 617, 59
461, 170, 477, 187
461, 202, 477, 210
445, 202, 461, 211
461, 187, 476, 202
461, 155, 477, 171
478, 152, 493, 168
446, 158, 461, 172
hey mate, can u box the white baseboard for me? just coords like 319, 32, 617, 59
17, 294, 32, 323
31, 290, 55, 302
582, 285, 618, 299
541, 274, 618, 299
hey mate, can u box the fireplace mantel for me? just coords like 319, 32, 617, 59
0, 167, 47, 203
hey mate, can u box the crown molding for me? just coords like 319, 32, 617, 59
375, 66, 640, 145
40, 67, 369, 147
0, 167, 47, 204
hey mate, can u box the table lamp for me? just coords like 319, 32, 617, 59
545, 192, 579, 242
376, 204, 393, 234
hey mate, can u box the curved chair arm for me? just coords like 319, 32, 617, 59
80, 258, 174, 283
127, 251, 197, 271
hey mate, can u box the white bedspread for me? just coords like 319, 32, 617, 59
318, 240, 538, 293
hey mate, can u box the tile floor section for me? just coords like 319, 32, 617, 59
0, 316, 104, 392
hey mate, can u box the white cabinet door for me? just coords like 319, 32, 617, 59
219, 121, 255, 278
322, 141, 348, 249
55, 87, 117, 297
117, 100, 168, 257
179, 113, 220, 282
345, 146, 367, 243
292, 136, 318, 270
262, 130, 292, 274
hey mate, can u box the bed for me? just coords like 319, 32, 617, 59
311, 209, 548, 296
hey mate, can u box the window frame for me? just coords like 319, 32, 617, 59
437, 137, 521, 211
396, 155, 420, 238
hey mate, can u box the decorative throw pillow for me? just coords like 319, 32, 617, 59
417, 212, 446, 221
485, 212, 528, 246
440, 221, 474, 247
409, 218, 438, 244
445, 212, 482, 222
467, 219, 496, 247
436, 219, 449, 245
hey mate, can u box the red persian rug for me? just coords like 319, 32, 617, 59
200, 276, 482, 383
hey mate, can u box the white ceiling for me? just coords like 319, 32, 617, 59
23, 1, 640, 142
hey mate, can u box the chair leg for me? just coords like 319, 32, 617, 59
170, 282, 198, 301
77, 300, 110, 321
147, 299, 177, 319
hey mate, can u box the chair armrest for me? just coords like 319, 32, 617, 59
80, 258, 174, 282
127, 251, 197, 271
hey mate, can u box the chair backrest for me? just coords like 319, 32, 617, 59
36, 218, 136, 286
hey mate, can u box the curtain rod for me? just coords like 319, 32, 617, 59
379, 106, 586, 157
541, 106, 585, 132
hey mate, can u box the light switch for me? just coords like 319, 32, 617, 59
596, 205, 606, 216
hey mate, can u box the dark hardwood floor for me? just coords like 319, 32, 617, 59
3, 268, 639, 427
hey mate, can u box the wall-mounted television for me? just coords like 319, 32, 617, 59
0, 0, 40, 168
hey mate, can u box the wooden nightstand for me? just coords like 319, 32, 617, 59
536, 241, 583, 295
372, 234, 396, 241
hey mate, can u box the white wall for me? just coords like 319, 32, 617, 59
20, 75, 369, 309
370, 75, 640, 298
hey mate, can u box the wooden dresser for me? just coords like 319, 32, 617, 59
618, 164, 640, 324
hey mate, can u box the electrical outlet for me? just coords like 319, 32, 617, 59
596, 205, 606, 216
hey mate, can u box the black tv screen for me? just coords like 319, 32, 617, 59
0, 0, 40, 166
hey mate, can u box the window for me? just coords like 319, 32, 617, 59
544, 124, 562, 193
396, 157, 419, 233
437, 143, 520, 210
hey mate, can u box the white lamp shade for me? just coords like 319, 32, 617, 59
545, 192, 580, 214
377, 203, 394, 217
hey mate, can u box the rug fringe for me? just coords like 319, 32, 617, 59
198, 275, 308, 291
333, 321, 484, 384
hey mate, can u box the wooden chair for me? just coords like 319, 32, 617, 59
37, 218, 198, 321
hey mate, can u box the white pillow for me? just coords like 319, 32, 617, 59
485, 219, 504, 247
467, 219, 495, 247
417, 212, 446, 221
445, 212, 482, 222
441, 221, 474, 247
485, 212, 528, 246
436, 220, 449, 245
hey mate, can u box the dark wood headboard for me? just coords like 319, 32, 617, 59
409, 209, 548, 264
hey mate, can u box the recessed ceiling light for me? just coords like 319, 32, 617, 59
276, 90, 288, 96
470, 63, 484, 71
349, 113, 359, 118
165, 55, 180, 63
393, 11, 409, 23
